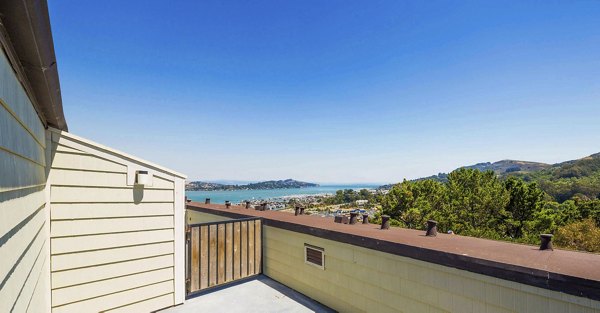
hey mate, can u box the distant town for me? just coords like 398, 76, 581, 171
186, 179, 319, 191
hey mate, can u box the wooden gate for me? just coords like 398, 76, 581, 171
186, 217, 262, 296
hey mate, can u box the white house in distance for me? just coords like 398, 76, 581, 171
0, 1, 186, 312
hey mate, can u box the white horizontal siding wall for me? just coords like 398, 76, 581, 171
48, 130, 186, 313
0, 48, 50, 312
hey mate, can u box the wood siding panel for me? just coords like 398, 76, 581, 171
51, 151, 126, 173
52, 281, 173, 313
0, 52, 46, 143
51, 202, 174, 220
0, 104, 45, 164
0, 149, 45, 192
52, 267, 173, 307
49, 168, 175, 189
50, 229, 173, 255
0, 207, 45, 282
47, 131, 183, 312
52, 254, 173, 289
49, 169, 127, 188
51, 216, 174, 237
51, 242, 173, 271
0, 50, 49, 312
50, 186, 174, 203
105, 293, 173, 313
0, 190, 45, 240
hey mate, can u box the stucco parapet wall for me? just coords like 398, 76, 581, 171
187, 202, 600, 301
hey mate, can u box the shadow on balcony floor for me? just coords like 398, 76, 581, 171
160, 275, 336, 313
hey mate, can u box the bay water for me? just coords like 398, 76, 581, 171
186, 184, 378, 204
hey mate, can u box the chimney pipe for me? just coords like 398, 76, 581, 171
225, 201, 231, 208
381, 215, 390, 230
261, 202, 267, 211
245, 201, 251, 209
540, 234, 554, 251
205, 198, 211, 204
349, 212, 358, 225
295, 206, 300, 216
299, 207, 305, 215
362, 214, 369, 224
426, 220, 438, 237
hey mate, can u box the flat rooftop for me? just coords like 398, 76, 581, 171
188, 202, 600, 301
159, 276, 334, 313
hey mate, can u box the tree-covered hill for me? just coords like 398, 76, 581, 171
377, 153, 600, 252
513, 153, 600, 202
380, 153, 600, 203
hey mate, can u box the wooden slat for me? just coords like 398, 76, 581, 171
51, 203, 174, 220
225, 223, 233, 282
217, 224, 225, 284
52, 281, 173, 313
233, 222, 241, 280
50, 229, 173, 255
191, 227, 200, 292
208, 225, 217, 287
248, 221, 255, 276
200, 226, 209, 289
255, 219, 261, 274
51, 186, 174, 203
52, 254, 173, 289
52, 268, 173, 307
51, 151, 126, 173
51, 216, 173, 237
51, 242, 173, 272
241, 221, 248, 277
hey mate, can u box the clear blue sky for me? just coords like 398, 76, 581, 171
49, 1, 600, 184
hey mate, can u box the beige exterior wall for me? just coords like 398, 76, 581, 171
186, 209, 232, 225
0, 49, 50, 312
47, 130, 186, 313
263, 226, 600, 313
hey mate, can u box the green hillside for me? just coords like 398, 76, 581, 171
512, 153, 600, 202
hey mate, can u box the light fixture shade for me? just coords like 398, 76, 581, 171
136, 170, 153, 186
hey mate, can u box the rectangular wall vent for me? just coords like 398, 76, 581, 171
304, 244, 325, 269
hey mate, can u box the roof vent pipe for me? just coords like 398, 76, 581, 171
245, 201, 251, 209
540, 234, 554, 251
381, 215, 390, 230
299, 207, 305, 215
349, 212, 358, 225
295, 206, 300, 216
225, 201, 231, 208
362, 214, 369, 224
205, 198, 211, 204
426, 220, 438, 237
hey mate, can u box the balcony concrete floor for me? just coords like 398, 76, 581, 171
160, 275, 335, 313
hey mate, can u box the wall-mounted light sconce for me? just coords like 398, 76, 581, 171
135, 170, 153, 187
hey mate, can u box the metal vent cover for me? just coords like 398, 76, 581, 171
304, 244, 325, 269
